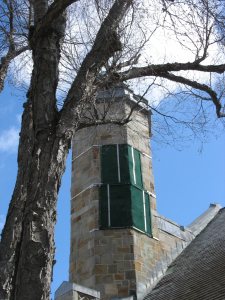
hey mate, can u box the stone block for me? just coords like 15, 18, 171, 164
114, 273, 125, 281
112, 238, 123, 247
118, 286, 129, 297
96, 275, 105, 285
134, 261, 142, 272
122, 236, 134, 246
100, 253, 113, 264
124, 261, 134, 270
95, 245, 107, 256
125, 270, 136, 280
116, 247, 131, 254
104, 283, 118, 296
124, 254, 134, 260
96, 274, 113, 284
113, 254, 124, 262
117, 262, 125, 272
94, 264, 108, 274
122, 280, 129, 286
108, 264, 117, 274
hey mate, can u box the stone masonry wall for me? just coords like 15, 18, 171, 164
70, 98, 190, 299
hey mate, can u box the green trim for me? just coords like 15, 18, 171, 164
99, 183, 152, 235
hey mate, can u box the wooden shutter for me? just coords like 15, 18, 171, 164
119, 144, 131, 183
100, 144, 151, 235
110, 185, 132, 228
101, 144, 143, 187
132, 147, 143, 188
131, 185, 145, 232
144, 192, 152, 234
99, 184, 131, 228
101, 145, 119, 184
99, 184, 109, 228
130, 187, 151, 234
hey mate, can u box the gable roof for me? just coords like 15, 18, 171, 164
144, 208, 225, 300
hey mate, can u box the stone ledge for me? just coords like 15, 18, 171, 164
55, 281, 100, 299
111, 297, 135, 300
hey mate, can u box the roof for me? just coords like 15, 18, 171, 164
96, 84, 149, 111
144, 208, 225, 300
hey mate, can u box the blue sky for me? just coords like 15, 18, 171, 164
0, 83, 225, 298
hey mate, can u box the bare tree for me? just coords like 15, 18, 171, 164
0, 0, 225, 299
0, 0, 30, 91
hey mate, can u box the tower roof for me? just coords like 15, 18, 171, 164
96, 84, 149, 112
143, 207, 225, 300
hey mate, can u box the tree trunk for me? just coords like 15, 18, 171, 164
14, 133, 69, 300
0, 116, 70, 300
0, 100, 35, 299
0, 1, 133, 298
0, 9, 67, 300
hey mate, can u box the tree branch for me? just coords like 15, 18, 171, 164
98, 58, 225, 119
58, 0, 133, 136
160, 72, 225, 118
31, 0, 80, 43
77, 118, 130, 130
0, 46, 29, 92
117, 62, 225, 82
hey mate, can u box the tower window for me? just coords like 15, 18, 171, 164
100, 144, 152, 235
101, 144, 143, 188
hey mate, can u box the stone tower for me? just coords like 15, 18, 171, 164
69, 85, 157, 299
63, 85, 193, 300
55, 86, 223, 300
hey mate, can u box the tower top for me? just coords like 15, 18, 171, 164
96, 83, 149, 112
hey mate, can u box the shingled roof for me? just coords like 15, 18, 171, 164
144, 208, 225, 300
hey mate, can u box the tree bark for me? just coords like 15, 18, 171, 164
0, 100, 34, 299
0, 55, 11, 92
0, 1, 133, 299
0, 6, 67, 300
14, 132, 70, 300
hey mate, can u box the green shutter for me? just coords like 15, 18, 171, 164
119, 144, 131, 183
131, 185, 145, 232
100, 143, 151, 235
133, 148, 143, 188
127, 146, 135, 184
144, 192, 151, 234
100, 184, 132, 228
110, 185, 132, 227
99, 185, 109, 228
101, 145, 118, 184
118, 144, 143, 187
101, 144, 143, 187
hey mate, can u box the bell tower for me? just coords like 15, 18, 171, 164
69, 85, 158, 299
55, 85, 195, 300
55, 85, 215, 300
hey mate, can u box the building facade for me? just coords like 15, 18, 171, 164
55, 86, 222, 300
